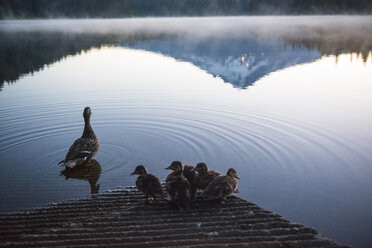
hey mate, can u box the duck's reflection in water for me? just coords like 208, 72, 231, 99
60, 159, 102, 198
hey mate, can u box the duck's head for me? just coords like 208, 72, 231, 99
131, 165, 148, 176
83, 107, 92, 119
226, 168, 240, 179
165, 161, 183, 172
195, 162, 208, 174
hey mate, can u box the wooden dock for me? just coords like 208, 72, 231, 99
0, 186, 349, 247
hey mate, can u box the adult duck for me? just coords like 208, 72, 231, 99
58, 107, 99, 168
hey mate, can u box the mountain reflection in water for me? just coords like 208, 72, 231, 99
128, 37, 320, 87
1, 16, 371, 89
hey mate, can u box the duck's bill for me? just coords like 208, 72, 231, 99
165, 166, 172, 170
130, 171, 136, 175
235, 175, 240, 179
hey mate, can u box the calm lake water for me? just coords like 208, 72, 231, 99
1, 16, 372, 247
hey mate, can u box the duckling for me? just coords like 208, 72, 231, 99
165, 161, 191, 210
166, 161, 197, 200
58, 107, 100, 168
202, 168, 240, 202
131, 165, 164, 205
193, 162, 221, 191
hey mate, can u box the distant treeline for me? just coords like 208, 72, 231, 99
1, 0, 371, 19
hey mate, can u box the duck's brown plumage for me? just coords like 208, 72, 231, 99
59, 107, 99, 168
202, 168, 239, 201
165, 161, 192, 210
194, 162, 221, 190
131, 165, 164, 204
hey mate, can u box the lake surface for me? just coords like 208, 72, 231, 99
0, 16, 372, 247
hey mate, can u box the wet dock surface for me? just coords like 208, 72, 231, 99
0, 186, 349, 247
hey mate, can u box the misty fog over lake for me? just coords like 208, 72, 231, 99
0, 16, 372, 248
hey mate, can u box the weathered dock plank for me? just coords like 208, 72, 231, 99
0, 186, 349, 248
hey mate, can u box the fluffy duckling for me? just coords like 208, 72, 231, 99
131, 165, 164, 204
202, 168, 240, 201
193, 162, 221, 191
165, 161, 191, 210
58, 107, 100, 168
166, 161, 197, 200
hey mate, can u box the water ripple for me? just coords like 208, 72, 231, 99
1, 101, 359, 175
